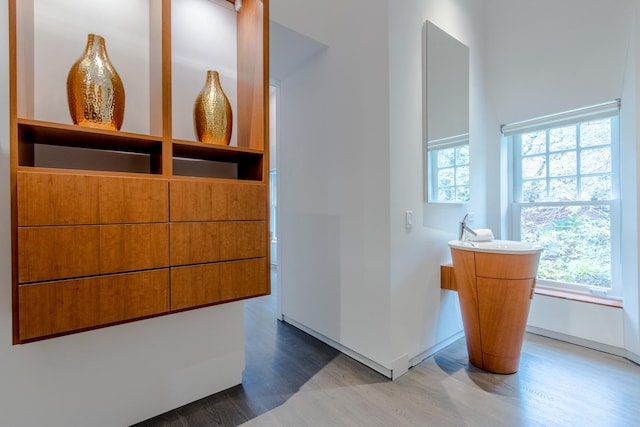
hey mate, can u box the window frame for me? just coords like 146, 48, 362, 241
506, 103, 621, 299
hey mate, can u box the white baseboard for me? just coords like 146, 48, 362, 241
409, 331, 465, 368
625, 349, 640, 365
281, 315, 393, 379
526, 326, 627, 358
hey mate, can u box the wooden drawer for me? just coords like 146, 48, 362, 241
475, 252, 540, 279
169, 180, 266, 221
170, 258, 268, 310
18, 224, 169, 283
18, 269, 169, 341
17, 170, 168, 226
170, 221, 265, 266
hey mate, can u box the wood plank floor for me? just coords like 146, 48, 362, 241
135, 268, 640, 426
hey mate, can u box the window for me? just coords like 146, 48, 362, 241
427, 135, 470, 203
504, 100, 621, 298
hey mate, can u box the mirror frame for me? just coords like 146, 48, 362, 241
423, 21, 470, 203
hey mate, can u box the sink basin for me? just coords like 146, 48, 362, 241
448, 239, 543, 254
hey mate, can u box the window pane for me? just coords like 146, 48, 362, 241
438, 187, 454, 201
521, 205, 611, 288
456, 145, 469, 165
522, 179, 547, 202
549, 177, 577, 201
437, 149, 455, 168
549, 125, 576, 151
549, 151, 577, 177
581, 175, 611, 200
521, 131, 546, 155
438, 168, 454, 187
456, 186, 470, 202
522, 155, 546, 179
580, 119, 611, 147
456, 166, 469, 186
581, 147, 611, 174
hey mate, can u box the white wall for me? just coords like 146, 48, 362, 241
0, 1, 246, 425
388, 0, 487, 369
484, 0, 640, 354
625, 4, 640, 361
272, 0, 393, 371
273, 0, 487, 375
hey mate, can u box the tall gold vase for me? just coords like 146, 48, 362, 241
67, 34, 125, 131
194, 70, 232, 145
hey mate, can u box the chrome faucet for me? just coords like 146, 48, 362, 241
459, 214, 477, 241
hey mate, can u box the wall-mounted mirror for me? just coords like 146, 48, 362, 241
424, 21, 470, 203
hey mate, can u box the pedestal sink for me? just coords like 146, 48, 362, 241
448, 240, 543, 374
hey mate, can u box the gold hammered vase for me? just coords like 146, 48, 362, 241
194, 70, 232, 145
67, 34, 125, 131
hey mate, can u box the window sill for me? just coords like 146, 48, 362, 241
533, 288, 622, 309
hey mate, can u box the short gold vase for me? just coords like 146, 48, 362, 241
194, 70, 232, 145
67, 33, 125, 131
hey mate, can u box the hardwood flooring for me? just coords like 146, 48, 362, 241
135, 268, 640, 426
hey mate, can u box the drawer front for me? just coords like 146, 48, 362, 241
19, 224, 169, 283
18, 170, 168, 226
475, 252, 540, 279
169, 180, 266, 221
170, 221, 266, 266
18, 269, 169, 341
170, 258, 267, 310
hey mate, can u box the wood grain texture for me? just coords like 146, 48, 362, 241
18, 269, 169, 341
99, 224, 170, 273
169, 180, 266, 221
161, 0, 173, 176
450, 249, 483, 367
170, 221, 265, 266
236, 0, 266, 150
98, 176, 168, 223
9, 0, 19, 343
477, 277, 536, 374
17, 170, 168, 226
475, 252, 540, 279
440, 264, 457, 291
18, 170, 99, 225
170, 258, 267, 310
452, 249, 541, 374
18, 224, 169, 282
220, 258, 268, 301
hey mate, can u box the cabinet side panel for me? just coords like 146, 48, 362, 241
237, 0, 265, 150
18, 269, 170, 341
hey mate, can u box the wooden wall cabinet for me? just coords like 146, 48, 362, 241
9, 0, 270, 343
